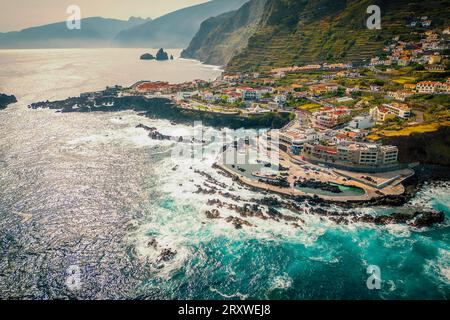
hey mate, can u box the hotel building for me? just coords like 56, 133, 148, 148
302, 142, 399, 172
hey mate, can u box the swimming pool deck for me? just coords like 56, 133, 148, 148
216, 143, 413, 202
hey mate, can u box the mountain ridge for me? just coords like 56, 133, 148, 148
113, 0, 249, 48
0, 17, 152, 49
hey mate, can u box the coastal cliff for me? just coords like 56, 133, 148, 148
181, 0, 267, 66
0, 93, 17, 109
113, 0, 248, 48
221, 0, 450, 71
383, 126, 450, 167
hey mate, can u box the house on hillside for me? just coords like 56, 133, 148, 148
384, 103, 411, 119
416, 81, 440, 93
370, 105, 395, 123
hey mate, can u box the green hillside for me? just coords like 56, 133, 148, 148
226, 0, 450, 71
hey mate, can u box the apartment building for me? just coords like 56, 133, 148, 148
302, 142, 399, 169
370, 103, 411, 122
370, 105, 395, 123
236, 87, 262, 101
279, 129, 319, 154
176, 91, 198, 101
348, 115, 375, 129
312, 107, 352, 128
416, 81, 440, 93
384, 103, 412, 119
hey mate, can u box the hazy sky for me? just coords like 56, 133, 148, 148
0, 0, 210, 32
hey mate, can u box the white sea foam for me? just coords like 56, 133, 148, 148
112, 108, 450, 280
269, 274, 293, 290
385, 224, 412, 238
209, 287, 249, 300
425, 248, 450, 285
409, 181, 450, 210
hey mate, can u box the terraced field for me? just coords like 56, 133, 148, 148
227, 0, 450, 71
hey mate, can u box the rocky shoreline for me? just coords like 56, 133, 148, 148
30, 94, 291, 129
208, 164, 446, 229
204, 194, 445, 229
144, 237, 178, 267
26, 92, 448, 230
136, 123, 207, 144
140, 163, 444, 275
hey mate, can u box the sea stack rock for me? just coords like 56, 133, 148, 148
0, 93, 17, 110
140, 53, 155, 60
156, 48, 169, 61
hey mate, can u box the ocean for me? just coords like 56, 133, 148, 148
0, 48, 448, 299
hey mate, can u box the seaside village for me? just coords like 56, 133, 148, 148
101, 22, 449, 200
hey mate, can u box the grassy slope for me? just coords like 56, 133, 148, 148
227, 0, 450, 71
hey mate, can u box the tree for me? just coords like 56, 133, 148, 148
336, 87, 345, 97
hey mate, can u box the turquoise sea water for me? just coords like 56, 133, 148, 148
130, 152, 450, 300
134, 203, 449, 300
